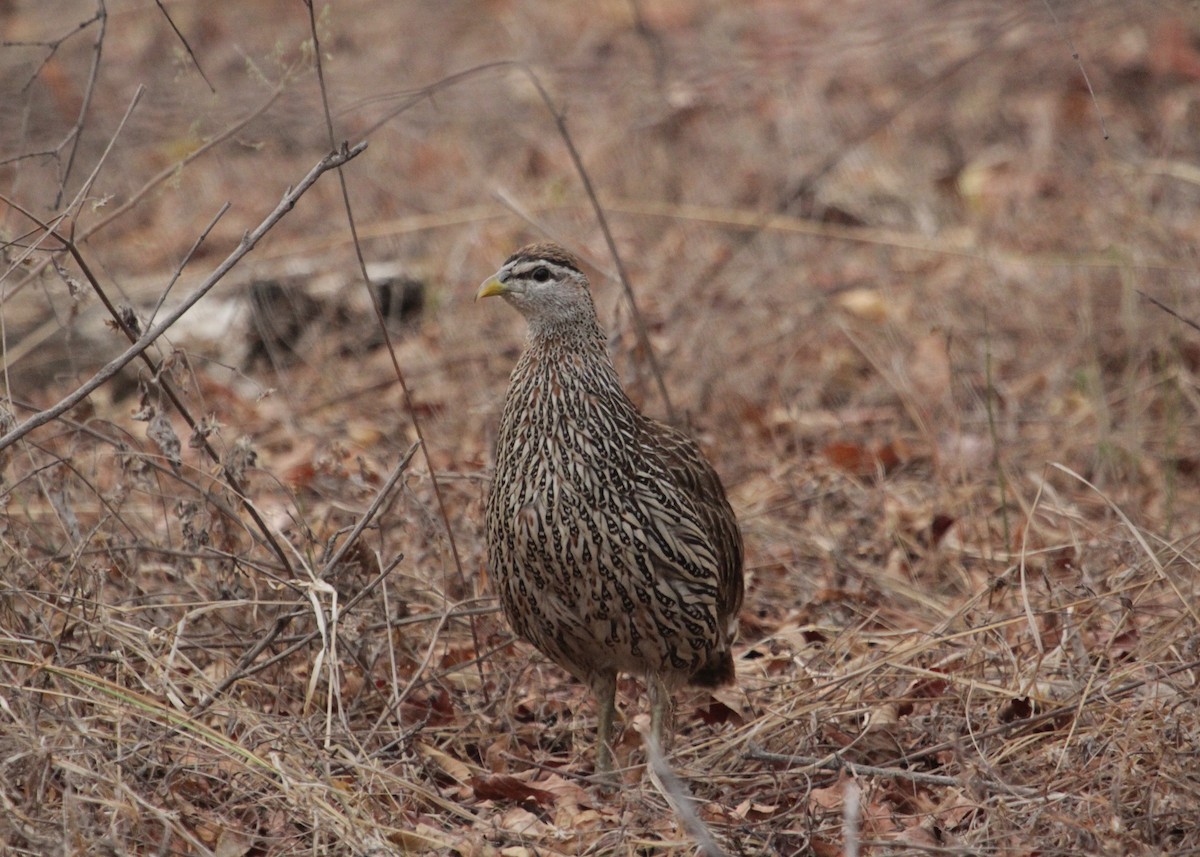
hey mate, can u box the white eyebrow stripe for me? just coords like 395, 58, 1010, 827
512, 260, 569, 277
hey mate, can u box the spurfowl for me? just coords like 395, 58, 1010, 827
477, 243, 744, 779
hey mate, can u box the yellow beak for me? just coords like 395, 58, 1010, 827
476, 275, 508, 301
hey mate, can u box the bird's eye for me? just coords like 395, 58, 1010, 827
531, 266, 551, 283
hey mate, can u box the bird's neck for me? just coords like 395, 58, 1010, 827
519, 319, 621, 390
525, 309, 604, 342
525, 313, 606, 354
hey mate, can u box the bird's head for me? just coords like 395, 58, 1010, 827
476, 243, 598, 333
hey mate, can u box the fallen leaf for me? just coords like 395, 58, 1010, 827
836, 288, 892, 323
213, 828, 254, 857
822, 440, 896, 477
693, 697, 744, 727
498, 806, 551, 838
415, 740, 473, 784
470, 775, 557, 806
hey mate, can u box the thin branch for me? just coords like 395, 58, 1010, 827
82, 81, 286, 241
188, 433, 416, 719
0, 80, 145, 282
321, 443, 419, 576
153, 0, 216, 93
4, 9, 103, 94
0, 142, 367, 452
744, 746, 1049, 796
63, 84, 146, 227
1139, 289, 1200, 336
983, 309, 1011, 556
628, 0, 668, 91
301, 0, 487, 695
340, 61, 517, 138
56, 0, 107, 209
0, 81, 284, 310
0, 227, 294, 576
147, 202, 232, 324
1041, 0, 1107, 140
877, 656, 1200, 771
188, 444, 416, 717
341, 60, 675, 418
519, 67, 676, 420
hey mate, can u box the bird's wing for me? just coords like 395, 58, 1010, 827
645, 420, 745, 626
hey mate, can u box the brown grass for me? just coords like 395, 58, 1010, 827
2, 1, 1199, 854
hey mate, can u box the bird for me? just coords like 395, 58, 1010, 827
476, 242, 744, 780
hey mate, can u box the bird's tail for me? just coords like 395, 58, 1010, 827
689, 648, 736, 688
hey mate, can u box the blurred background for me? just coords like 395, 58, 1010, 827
2, 1, 1199, 854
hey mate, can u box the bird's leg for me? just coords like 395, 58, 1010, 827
591, 671, 618, 785
647, 674, 675, 754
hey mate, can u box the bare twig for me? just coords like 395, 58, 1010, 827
877, 656, 1200, 771
3, 9, 104, 94
0, 142, 366, 452
1, 82, 285, 309
147, 202, 232, 323
744, 746, 1051, 796
340, 60, 675, 418
983, 309, 1011, 555
320, 442, 419, 576
63, 83, 146, 227
1040, 0, 1108, 140
55, 0, 107, 209
1139, 289, 1200, 336
519, 68, 676, 420
188, 442, 415, 717
301, 2, 488, 696
153, 0, 216, 93
0, 197, 286, 578
82, 82, 286, 242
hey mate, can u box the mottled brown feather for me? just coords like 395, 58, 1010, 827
480, 243, 743, 772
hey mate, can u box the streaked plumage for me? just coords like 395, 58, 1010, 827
477, 242, 743, 779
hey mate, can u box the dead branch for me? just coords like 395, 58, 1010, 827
0, 141, 367, 453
